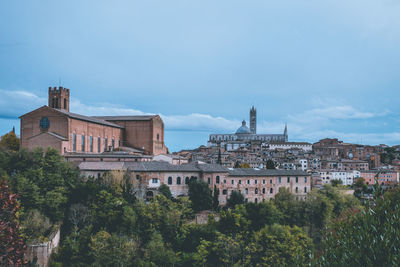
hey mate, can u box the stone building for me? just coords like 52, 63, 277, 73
20, 86, 168, 155
208, 107, 288, 148
78, 161, 311, 204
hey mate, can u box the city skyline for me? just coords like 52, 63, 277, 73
1, 0, 400, 151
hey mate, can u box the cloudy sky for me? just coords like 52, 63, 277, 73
1, 0, 399, 152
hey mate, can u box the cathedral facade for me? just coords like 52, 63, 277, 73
208, 107, 288, 149
20, 86, 168, 155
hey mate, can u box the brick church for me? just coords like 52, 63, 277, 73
20, 86, 168, 155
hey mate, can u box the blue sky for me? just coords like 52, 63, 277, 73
1, 0, 399, 152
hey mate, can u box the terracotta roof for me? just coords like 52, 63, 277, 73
78, 162, 126, 171
55, 109, 124, 128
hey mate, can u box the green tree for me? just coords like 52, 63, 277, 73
238, 162, 251, 168
142, 232, 177, 267
212, 185, 219, 211
331, 179, 343, 187
226, 190, 244, 208
244, 224, 313, 266
245, 201, 282, 231
0, 130, 20, 152
217, 149, 222, 165
20, 209, 52, 243
89, 230, 138, 267
188, 179, 212, 212
159, 184, 173, 199
266, 159, 275, 169
316, 188, 400, 266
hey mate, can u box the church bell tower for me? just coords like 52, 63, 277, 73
48, 86, 70, 112
250, 106, 256, 134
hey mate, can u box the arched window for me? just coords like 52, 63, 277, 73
177, 177, 181, 185
262, 188, 265, 194
185, 177, 190, 184
245, 188, 248, 195
270, 188, 273, 194
168, 177, 172, 185
216, 176, 220, 184
255, 188, 258, 194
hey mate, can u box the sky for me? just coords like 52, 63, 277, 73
0, 0, 399, 152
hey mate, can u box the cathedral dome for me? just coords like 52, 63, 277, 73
236, 120, 251, 134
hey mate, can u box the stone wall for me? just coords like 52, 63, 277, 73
25, 227, 60, 267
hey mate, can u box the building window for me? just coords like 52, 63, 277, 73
185, 177, 190, 184
278, 177, 281, 183
304, 187, 307, 193
73, 134, 76, 152
118, 140, 121, 147
255, 180, 258, 184
231, 180, 234, 185
247, 180, 250, 184
270, 188, 273, 194
222, 189, 227, 195
304, 177, 307, 183
168, 177, 172, 185
295, 187, 298, 193
287, 177, 290, 183
216, 176, 220, 184
64, 98, 67, 109
223, 179, 226, 184
239, 180, 242, 184
157, 133, 160, 140
262, 188, 265, 194
255, 188, 258, 194
177, 177, 181, 185
98, 137, 101, 153
152, 178, 158, 184
245, 188, 248, 195
90, 136, 93, 152
81, 135, 85, 152
112, 139, 115, 150
296, 177, 298, 183
136, 175, 140, 180
105, 137, 108, 151
97, 173, 101, 179
270, 179, 272, 184
207, 177, 211, 184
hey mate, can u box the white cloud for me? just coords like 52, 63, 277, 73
0, 89, 46, 118
0, 89, 398, 146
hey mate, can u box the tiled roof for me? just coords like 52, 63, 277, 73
55, 109, 124, 128
78, 162, 126, 171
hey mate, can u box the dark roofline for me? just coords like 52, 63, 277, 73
93, 115, 158, 121
28, 131, 68, 141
